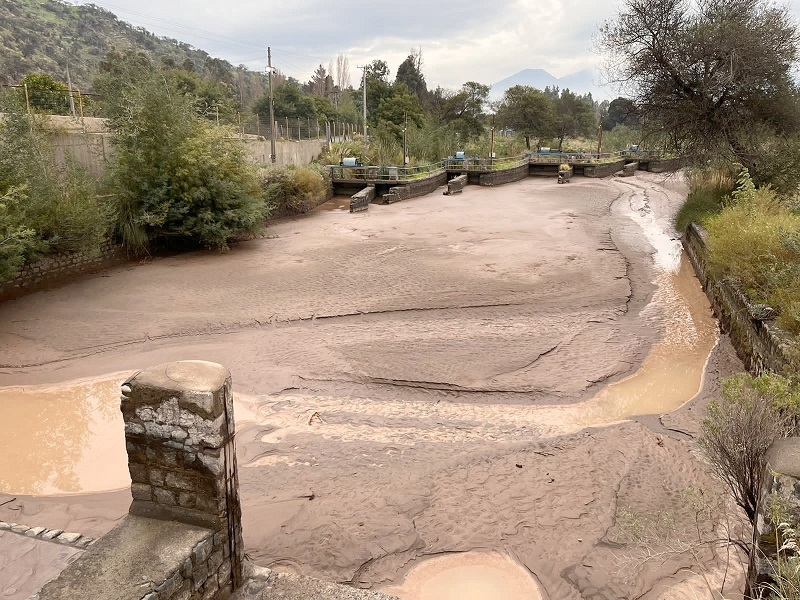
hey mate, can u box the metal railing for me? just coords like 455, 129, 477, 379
443, 154, 529, 171
528, 151, 628, 164
328, 161, 446, 182
329, 150, 668, 182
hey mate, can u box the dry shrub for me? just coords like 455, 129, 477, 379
700, 373, 796, 522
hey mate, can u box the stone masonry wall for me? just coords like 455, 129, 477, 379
121, 361, 244, 589
0, 239, 127, 302
381, 172, 447, 204
350, 186, 375, 212
683, 223, 797, 374
36, 361, 245, 600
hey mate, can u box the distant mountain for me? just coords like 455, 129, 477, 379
0, 0, 263, 107
490, 68, 612, 100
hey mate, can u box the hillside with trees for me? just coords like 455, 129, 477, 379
0, 0, 263, 107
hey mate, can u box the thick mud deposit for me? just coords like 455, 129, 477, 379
0, 173, 745, 599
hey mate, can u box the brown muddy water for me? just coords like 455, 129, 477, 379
382, 552, 543, 600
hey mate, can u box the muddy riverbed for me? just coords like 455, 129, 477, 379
0, 173, 747, 599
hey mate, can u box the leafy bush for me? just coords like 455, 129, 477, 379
96, 53, 265, 251
0, 93, 112, 282
257, 164, 329, 215
705, 169, 800, 332
0, 187, 39, 281
700, 372, 797, 522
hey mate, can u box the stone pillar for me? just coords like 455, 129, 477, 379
748, 438, 800, 597
121, 361, 244, 592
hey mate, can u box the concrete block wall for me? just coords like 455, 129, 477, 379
683, 223, 797, 375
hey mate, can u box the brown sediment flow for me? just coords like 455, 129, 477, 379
381, 552, 543, 600
0, 254, 714, 495
573, 253, 717, 426
0, 174, 746, 599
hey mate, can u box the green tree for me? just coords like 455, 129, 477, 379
254, 78, 316, 121
598, 0, 800, 168
602, 97, 639, 131
430, 81, 490, 138
95, 52, 265, 251
0, 91, 111, 281
495, 85, 557, 139
395, 49, 427, 104
19, 72, 70, 115
554, 89, 596, 150
375, 82, 424, 138
168, 68, 239, 123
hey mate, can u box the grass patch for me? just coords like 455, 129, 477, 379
674, 169, 735, 232
705, 169, 800, 333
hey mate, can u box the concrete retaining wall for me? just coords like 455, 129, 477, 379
36, 361, 244, 600
0, 239, 128, 303
683, 223, 797, 374
49, 132, 321, 174
381, 172, 447, 204
444, 174, 467, 195
478, 164, 529, 186
350, 186, 375, 212
584, 159, 625, 178
644, 157, 685, 173
241, 139, 323, 166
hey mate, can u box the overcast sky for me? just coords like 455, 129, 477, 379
69, 0, 800, 94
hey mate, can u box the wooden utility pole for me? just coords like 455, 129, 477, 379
267, 47, 276, 163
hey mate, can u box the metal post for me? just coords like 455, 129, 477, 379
403, 111, 408, 165
597, 124, 603, 157
267, 47, 276, 163
358, 65, 368, 139
489, 115, 496, 161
